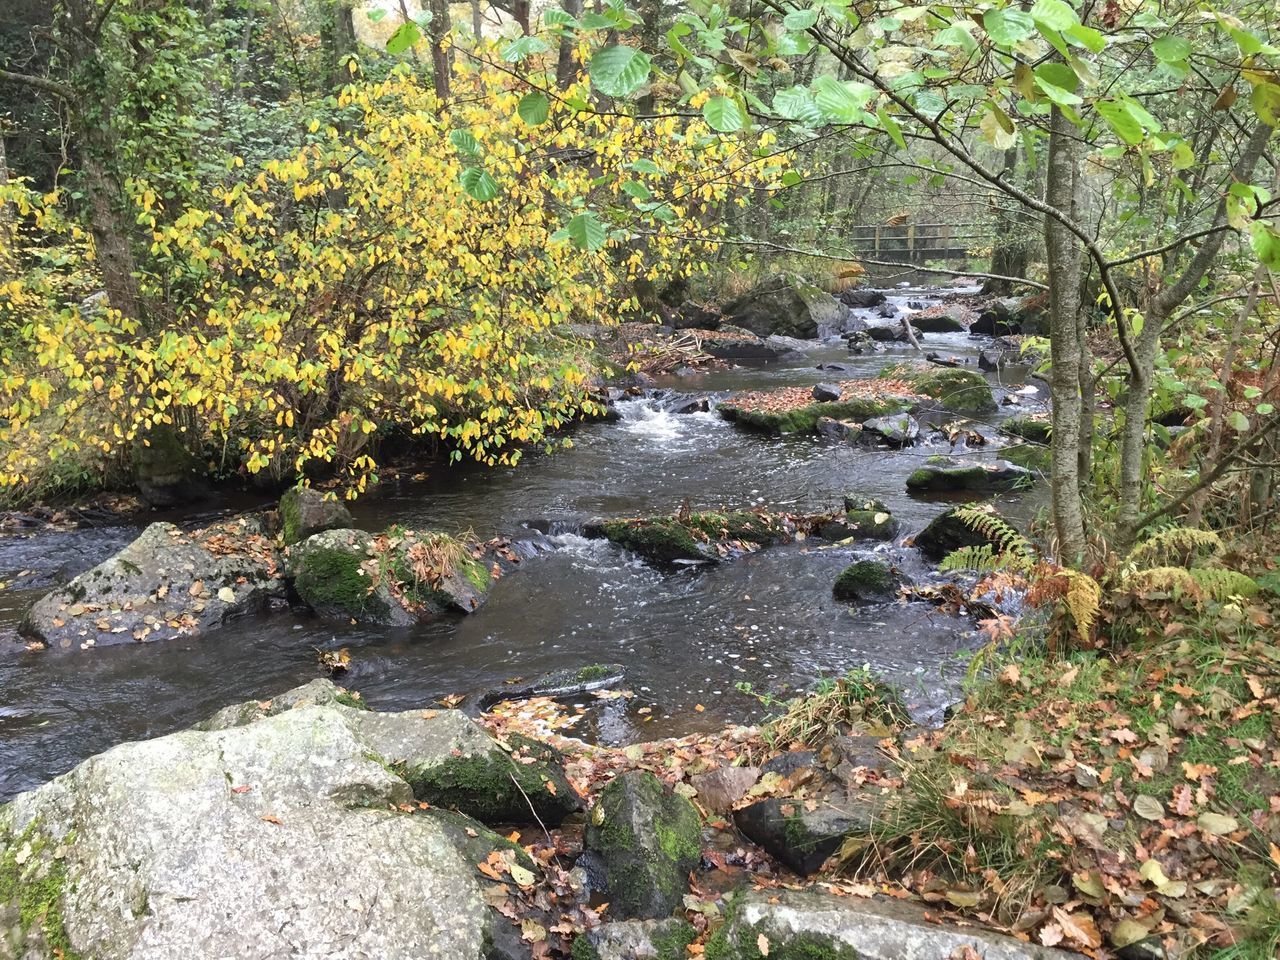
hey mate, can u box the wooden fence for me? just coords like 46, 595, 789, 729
845, 223, 991, 263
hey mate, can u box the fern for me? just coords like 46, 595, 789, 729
1128, 527, 1224, 569
940, 543, 1035, 576
1123, 565, 1258, 601
1061, 570, 1102, 646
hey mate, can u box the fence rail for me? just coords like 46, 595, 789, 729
845, 222, 991, 263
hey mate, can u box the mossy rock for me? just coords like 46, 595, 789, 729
914, 506, 1006, 561
289, 528, 414, 625
584, 771, 702, 920
1002, 442, 1051, 473
832, 561, 900, 603
0, 821, 79, 959
131, 424, 208, 507
719, 397, 907, 436
572, 918, 696, 960
837, 497, 898, 541
880, 362, 996, 414
905, 458, 1032, 494
597, 511, 789, 565
721, 272, 844, 339
400, 739, 580, 827
1001, 415, 1051, 445
279, 486, 354, 545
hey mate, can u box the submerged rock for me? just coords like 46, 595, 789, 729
881, 361, 996, 414
832, 560, 902, 603
708, 888, 1082, 958
278, 485, 354, 545
571, 918, 696, 960
906, 457, 1033, 493
584, 771, 702, 920
722, 273, 844, 339
289, 527, 414, 625
20, 519, 283, 650
0, 683, 569, 959
913, 505, 1008, 561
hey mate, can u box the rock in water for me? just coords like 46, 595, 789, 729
837, 288, 886, 309
278, 486, 354, 545
708, 888, 1083, 958
0, 683, 570, 959
289, 527, 415, 625
913, 505, 1007, 561
811, 382, 843, 402
906, 458, 1032, 493
832, 560, 901, 603
909, 305, 969, 332
584, 771, 702, 920
859, 413, 919, 447
721, 273, 844, 339
20, 519, 283, 650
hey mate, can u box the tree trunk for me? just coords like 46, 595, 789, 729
1044, 107, 1086, 563
555, 0, 583, 88
427, 0, 453, 99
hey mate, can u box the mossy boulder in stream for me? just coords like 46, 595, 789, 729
593, 511, 791, 565
880, 361, 996, 414
832, 560, 901, 603
838, 496, 898, 540
719, 396, 906, 436
721, 272, 844, 339
905, 457, 1032, 493
279, 485, 354, 545
1001, 415, 1052, 445
584, 771, 702, 920
913, 506, 1008, 561
289, 528, 414, 625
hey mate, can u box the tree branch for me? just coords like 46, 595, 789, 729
0, 67, 73, 100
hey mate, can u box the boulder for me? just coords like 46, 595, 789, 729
591, 511, 791, 565
571, 918, 696, 960
914, 506, 1007, 561
880, 361, 996, 414
835, 496, 898, 540
844, 331, 878, 354
584, 771, 702, 920
380, 530, 494, 615
667, 395, 711, 415
816, 418, 862, 443
278, 486, 354, 545
288, 528, 414, 625
837, 288, 886, 309
720, 397, 906, 436
906, 457, 1033, 493
0, 685, 573, 959
811, 382, 843, 402
130, 426, 208, 507
1002, 415, 1052, 445
909, 305, 968, 333
859, 413, 919, 447
702, 332, 785, 362
970, 298, 1025, 336
687, 766, 760, 815
832, 560, 901, 603
670, 300, 722, 331
707, 888, 1083, 959
865, 325, 912, 343
722, 273, 844, 339
734, 790, 883, 875
19, 519, 283, 650
763, 334, 812, 357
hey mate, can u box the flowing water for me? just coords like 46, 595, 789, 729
0, 287, 1047, 799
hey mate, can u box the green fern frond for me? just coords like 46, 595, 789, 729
1061, 570, 1101, 645
940, 543, 1035, 575
950, 505, 1034, 559
1128, 527, 1224, 569
1188, 567, 1259, 600
1120, 565, 1256, 601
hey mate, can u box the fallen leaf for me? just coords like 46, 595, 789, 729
1133, 794, 1165, 821
1197, 812, 1239, 835
217, 586, 236, 603
757, 933, 770, 956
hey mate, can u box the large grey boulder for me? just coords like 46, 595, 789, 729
584, 771, 702, 920
906, 458, 1033, 494
19, 519, 283, 650
722, 273, 844, 339
279, 486, 354, 545
734, 790, 884, 875
0, 685, 557, 959
708, 888, 1083, 959
571, 919, 696, 960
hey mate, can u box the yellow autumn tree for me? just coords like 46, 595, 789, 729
0, 56, 779, 499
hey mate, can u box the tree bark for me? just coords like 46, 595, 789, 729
427, 0, 452, 99
1044, 107, 1086, 563
555, 0, 583, 88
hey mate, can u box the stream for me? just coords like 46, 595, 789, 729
0, 285, 1046, 799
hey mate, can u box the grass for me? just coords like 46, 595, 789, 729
736, 667, 909, 750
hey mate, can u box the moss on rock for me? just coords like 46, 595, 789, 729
880, 362, 996, 414
833, 561, 898, 602
1001, 416, 1051, 445
401, 745, 579, 827
719, 397, 906, 436
0, 822, 81, 960
599, 511, 787, 565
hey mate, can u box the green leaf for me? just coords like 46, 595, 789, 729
772, 86, 823, 125
780, 170, 803, 187
1151, 35, 1191, 62
982, 7, 1036, 46
385, 20, 421, 54
543, 8, 579, 27
934, 24, 977, 53
1035, 76, 1082, 105
980, 103, 1017, 149
449, 129, 482, 158
589, 45, 652, 97
517, 91, 550, 126
1031, 0, 1078, 31
1066, 22, 1106, 52
558, 212, 608, 251
811, 75, 874, 123
458, 167, 500, 202
783, 7, 819, 30
630, 158, 662, 174
366, 8, 387, 22
1251, 221, 1280, 270
877, 106, 906, 148
703, 95, 746, 132
502, 35, 551, 62
621, 180, 652, 200
1096, 99, 1144, 145
1258, 402, 1275, 416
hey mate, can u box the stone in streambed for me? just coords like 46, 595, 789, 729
1001, 415, 1052, 445
278, 485, 354, 545
584, 771, 703, 920
909, 305, 969, 332
880, 361, 996, 414
131, 425, 208, 507
707, 888, 1084, 959
289, 527, 414, 625
571, 918, 696, 960
818, 497, 897, 541
733, 790, 883, 876
905, 457, 1032, 493
812, 382, 843, 402
591, 511, 790, 565
20, 518, 283, 650
720, 397, 906, 436
838, 288, 886, 309
913, 505, 1008, 561
859, 413, 919, 447
832, 560, 901, 603
688, 766, 760, 815
722, 273, 845, 339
